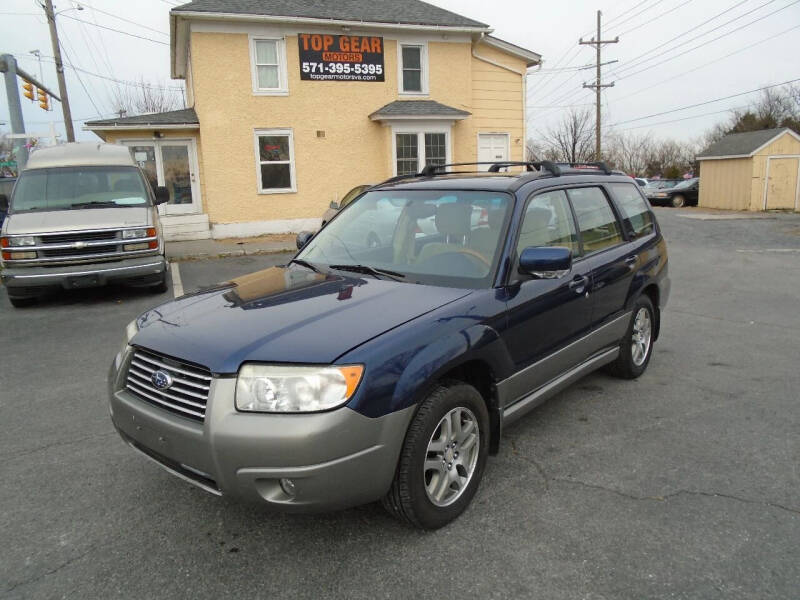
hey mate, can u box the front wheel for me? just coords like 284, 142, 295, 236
607, 295, 655, 379
383, 381, 489, 529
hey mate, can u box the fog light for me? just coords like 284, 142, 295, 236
280, 478, 296, 497
123, 242, 149, 251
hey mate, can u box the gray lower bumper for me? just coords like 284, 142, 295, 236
108, 351, 415, 511
1, 255, 167, 295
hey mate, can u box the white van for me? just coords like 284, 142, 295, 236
0, 143, 169, 307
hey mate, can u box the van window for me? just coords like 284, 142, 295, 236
11, 166, 149, 212
609, 183, 654, 237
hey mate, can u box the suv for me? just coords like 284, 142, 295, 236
108, 161, 669, 529
0, 143, 169, 307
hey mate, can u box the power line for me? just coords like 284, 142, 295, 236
616, 104, 751, 131
59, 13, 169, 45
616, 0, 800, 81
73, 1, 169, 36
608, 78, 800, 126
604, 0, 667, 33
615, 0, 694, 37
58, 36, 103, 116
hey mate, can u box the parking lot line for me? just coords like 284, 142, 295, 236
170, 262, 184, 298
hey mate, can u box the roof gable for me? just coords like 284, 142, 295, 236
171, 0, 489, 29
697, 127, 800, 159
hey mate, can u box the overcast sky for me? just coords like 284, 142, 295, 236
2, 0, 799, 146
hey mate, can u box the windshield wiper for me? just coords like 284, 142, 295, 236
289, 258, 322, 273
69, 201, 120, 209
329, 264, 406, 281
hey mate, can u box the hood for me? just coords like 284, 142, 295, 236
131, 265, 473, 373
4, 206, 151, 234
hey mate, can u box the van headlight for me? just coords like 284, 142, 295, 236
7, 236, 36, 247
235, 364, 364, 413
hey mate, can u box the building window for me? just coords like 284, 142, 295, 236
251, 38, 287, 94
394, 130, 449, 175
399, 44, 427, 94
254, 129, 295, 193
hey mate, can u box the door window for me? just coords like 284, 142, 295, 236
516, 190, 579, 256
395, 131, 449, 175
567, 187, 624, 255
609, 183, 654, 237
130, 145, 157, 189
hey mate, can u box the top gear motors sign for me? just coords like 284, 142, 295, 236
298, 33, 385, 82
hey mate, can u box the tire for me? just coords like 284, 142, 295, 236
150, 273, 169, 294
382, 381, 489, 530
607, 295, 655, 379
9, 296, 36, 308
671, 194, 685, 208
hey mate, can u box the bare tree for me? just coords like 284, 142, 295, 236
704, 84, 800, 144
605, 131, 652, 176
110, 79, 185, 117
534, 108, 596, 163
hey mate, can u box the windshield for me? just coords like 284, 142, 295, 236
672, 178, 698, 190
10, 166, 150, 212
298, 190, 512, 288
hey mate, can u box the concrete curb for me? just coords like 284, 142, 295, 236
167, 246, 295, 262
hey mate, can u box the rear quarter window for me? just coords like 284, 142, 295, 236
609, 183, 655, 237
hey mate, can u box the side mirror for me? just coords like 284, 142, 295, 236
154, 186, 170, 205
329, 200, 339, 210
519, 246, 572, 278
0, 194, 8, 212
296, 230, 314, 250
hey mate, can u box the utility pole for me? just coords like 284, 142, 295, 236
0, 54, 28, 169
580, 10, 618, 160
43, 0, 75, 142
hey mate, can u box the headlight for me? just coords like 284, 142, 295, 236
235, 364, 364, 413
7, 236, 36, 247
118, 318, 139, 360
122, 228, 156, 239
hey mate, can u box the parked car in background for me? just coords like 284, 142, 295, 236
0, 176, 15, 226
0, 143, 170, 307
109, 160, 669, 529
645, 179, 682, 190
321, 184, 373, 227
647, 177, 699, 207
634, 177, 647, 187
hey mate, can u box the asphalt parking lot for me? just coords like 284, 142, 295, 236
2, 208, 799, 599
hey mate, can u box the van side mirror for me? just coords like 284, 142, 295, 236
154, 186, 170, 205
519, 246, 572, 278
0, 194, 8, 212
329, 200, 339, 210
296, 231, 314, 250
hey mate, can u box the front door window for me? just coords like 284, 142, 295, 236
125, 140, 199, 215
161, 145, 194, 205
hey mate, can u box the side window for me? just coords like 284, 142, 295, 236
567, 187, 624, 255
516, 190, 579, 257
609, 183, 654, 237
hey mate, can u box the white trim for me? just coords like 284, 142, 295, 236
696, 154, 751, 161
481, 36, 541, 66
212, 217, 322, 238
471, 43, 525, 76
698, 129, 800, 161
397, 41, 429, 96
477, 132, 511, 168
84, 124, 199, 132
253, 128, 297, 194
249, 35, 289, 95
762, 154, 800, 211
390, 122, 452, 176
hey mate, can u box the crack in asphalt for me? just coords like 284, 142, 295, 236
3, 544, 104, 594
2, 431, 116, 461
551, 477, 800, 516
507, 436, 549, 491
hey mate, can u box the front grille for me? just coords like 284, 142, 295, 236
40, 246, 119, 258
126, 348, 212, 422
40, 230, 118, 244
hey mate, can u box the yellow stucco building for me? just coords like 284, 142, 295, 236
86, 1, 541, 240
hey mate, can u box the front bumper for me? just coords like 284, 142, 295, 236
1, 255, 167, 296
108, 350, 415, 511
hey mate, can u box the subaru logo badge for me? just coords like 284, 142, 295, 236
151, 369, 173, 390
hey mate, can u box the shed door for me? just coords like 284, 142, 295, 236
478, 134, 509, 170
766, 157, 800, 210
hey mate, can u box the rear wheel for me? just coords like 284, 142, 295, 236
607, 295, 655, 379
383, 381, 489, 529
671, 194, 685, 208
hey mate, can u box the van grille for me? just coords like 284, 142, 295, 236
126, 348, 212, 422
40, 230, 118, 244
40, 246, 119, 258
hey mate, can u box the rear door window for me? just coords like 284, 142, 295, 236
566, 187, 624, 256
609, 183, 654, 237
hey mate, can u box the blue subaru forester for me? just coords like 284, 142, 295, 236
109, 161, 669, 529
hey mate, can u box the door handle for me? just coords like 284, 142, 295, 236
568, 275, 588, 295
625, 255, 637, 268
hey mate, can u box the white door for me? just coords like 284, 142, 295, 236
478, 134, 509, 170
123, 139, 201, 216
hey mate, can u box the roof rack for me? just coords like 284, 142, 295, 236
558, 161, 613, 174
418, 161, 562, 177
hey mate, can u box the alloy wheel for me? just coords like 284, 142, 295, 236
631, 307, 652, 367
423, 406, 480, 507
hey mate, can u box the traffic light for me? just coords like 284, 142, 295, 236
37, 88, 49, 111
22, 81, 34, 101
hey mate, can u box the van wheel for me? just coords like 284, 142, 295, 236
671, 194, 685, 208
9, 296, 36, 308
607, 295, 655, 379
150, 273, 169, 294
382, 381, 489, 529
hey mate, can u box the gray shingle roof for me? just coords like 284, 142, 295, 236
697, 127, 794, 158
370, 100, 470, 119
171, 0, 488, 29
85, 108, 199, 128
